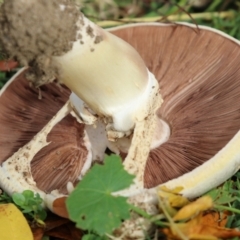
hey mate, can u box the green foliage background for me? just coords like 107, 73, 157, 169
81, 0, 240, 38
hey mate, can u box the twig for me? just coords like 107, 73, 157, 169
96, 11, 235, 28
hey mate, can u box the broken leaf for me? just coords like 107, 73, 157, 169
0, 203, 33, 240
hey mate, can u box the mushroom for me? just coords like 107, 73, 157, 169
0, 0, 240, 219
0, 0, 164, 194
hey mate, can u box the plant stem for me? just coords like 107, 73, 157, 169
130, 204, 169, 227
97, 11, 235, 28
214, 204, 240, 214
158, 198, 188, 240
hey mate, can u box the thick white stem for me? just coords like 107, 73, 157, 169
53, 14, 168, 190
54, 15, 150, 133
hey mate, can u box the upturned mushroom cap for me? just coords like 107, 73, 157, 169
0, 69, 90, 194
0, 22, 240, 201
109, 23, 240, 188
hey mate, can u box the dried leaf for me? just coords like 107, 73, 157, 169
163, 212, 240, 240
46, 222, 82, 239
158, 189, 190, 208
32, 228, 44, 240
0, 60, 18, 71
0, 203, 33, 240
32, 212, 82, 240
52, 196, 69, 219
201, 211, 228, 228
173, 196, 213, 221
44, 212, 69, 231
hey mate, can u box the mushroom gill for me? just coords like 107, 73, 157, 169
0, 69, 89, 194
110, 23, 240, 188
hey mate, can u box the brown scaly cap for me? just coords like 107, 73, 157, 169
111, 23, 240, 188
0, 70, 89, 194
0, 0, 80, 86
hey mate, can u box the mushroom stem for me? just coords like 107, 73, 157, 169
0, 0, 169, 189
55, 15, 160, 136
0, 0, 165, 136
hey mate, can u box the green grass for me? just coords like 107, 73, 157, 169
81, 0, 240, 39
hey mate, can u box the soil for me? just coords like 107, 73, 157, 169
0, 0, 81, 87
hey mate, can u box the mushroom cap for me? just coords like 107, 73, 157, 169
109, 23, 240, 188
0, 22, 240, 195
0, 69, 89, 194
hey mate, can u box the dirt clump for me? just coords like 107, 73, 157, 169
0, 0, 81, 86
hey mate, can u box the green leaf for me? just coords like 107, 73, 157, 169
22, 208, 33, 214
12, 193, 25, 206
10, 190, 47, 224
204, 188, 219, 201
36, 209, 47, 221
0, 192, 12, 203
41, 236, 50, 240
66, 155, 134, 235
205, 179, 236, 205
22, 190, 34, 200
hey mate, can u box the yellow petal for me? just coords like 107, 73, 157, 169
173, 196, 213, 221
158, 189, 190, 208
0, 203, 33, 240
159, 186, 184, 194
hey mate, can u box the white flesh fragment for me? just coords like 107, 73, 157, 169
122, 71, 162, 190
70, 93, 109, 162
84, 122, 109, 162
70, 92, 97, 125
0, 101, 72, 205
151, 118, 170, 149
77, 130, 93, 179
